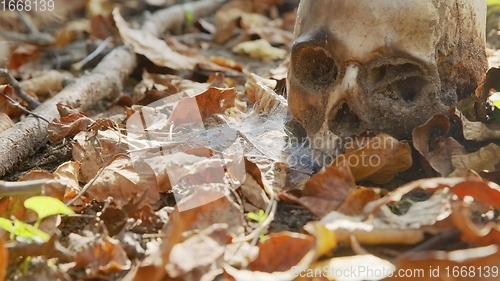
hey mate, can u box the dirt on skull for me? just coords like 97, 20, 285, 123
287, 0, 488, 155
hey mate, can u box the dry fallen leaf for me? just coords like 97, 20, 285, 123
232, 39, 287, 60
72, 128, 129, 183
169, 87, 236, 124
336, 187, 383, 216
90, 13, 117, 40
363, 177, 466, 215
334, 134, 412, 183
450, 106, 500, 141
412, 114, 467, 176
0, 238, 7, 281
0, 195, 29, 221
226, 222, 336, 281
247, 26, 294, 46
45, 161, 81, 200
86, 154, 160, 208
363, 176, 500, 247
47, 112, 94, 142
130, 190, 245, 281
52, 19, 90, 48
113, 8, 198, 70
0, 85, 23, 119
133, 70, 209, 104
166, 224, 228, 279
71, 231, 131, 276
449, 179, 500, 246
245, 73, 277, 102
0, 113, 13, 134
244, 73, 287, 114
8, 44, 40, 70
450, 143, 500, 177
213, 0, 253, 44
249, 232, 315, 272
239, 158, 271, 210
281, 165, 358, 218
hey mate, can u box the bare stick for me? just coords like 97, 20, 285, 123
0, 68, 41, 109
17, 11, 55, 44
71, 36, 113, 71
0, 179, 48, 196
0, 27, 54, 45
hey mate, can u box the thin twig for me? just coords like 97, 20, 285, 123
0, 91, 49, 123
0, 27, 54, 45
18, 11, 38, 33
71, 36, 113, 71
17, 11, 55, 44
0, 68, 41, 109
65, 125, 123, 206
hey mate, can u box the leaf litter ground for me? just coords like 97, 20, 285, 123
2, 1, 500, 280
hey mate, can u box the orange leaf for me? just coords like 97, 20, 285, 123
0, 238, 7, 281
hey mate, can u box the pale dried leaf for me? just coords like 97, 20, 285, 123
166, 224, 228, 278
113, 9, 197, 70
0, 113, 13, 133
321, 211, 425, 245
412, 114, 468, 176
87, 154, 160, 208
450, 106, 500, 141
232, 39, 287, 60
72, 129, 129, 183
450, 143, 500, 176
335, 134, 412, 184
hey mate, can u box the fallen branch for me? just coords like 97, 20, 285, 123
0, 0, 227, 178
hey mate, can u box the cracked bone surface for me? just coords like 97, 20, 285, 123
287, 0, 487, 155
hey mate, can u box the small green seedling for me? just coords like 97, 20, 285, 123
0, 217, 49, 243
24, 196, 74, 228
0, 196, 74, 243
247, 209, 267, 223
388, 198, 415, 214
489, 92, 500, 109
488, 0, 500, 6
247, 209, 269, 242
183, 4, 194, 27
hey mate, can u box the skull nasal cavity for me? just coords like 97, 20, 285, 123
329, 103, 360, 132
291, 45, 337, 92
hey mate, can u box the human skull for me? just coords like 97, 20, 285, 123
287, 0, 487, 154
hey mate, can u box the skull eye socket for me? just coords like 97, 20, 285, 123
291, 44, 338, 93
370, 63, 427, 102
